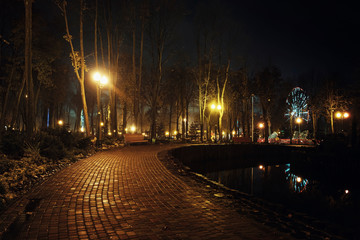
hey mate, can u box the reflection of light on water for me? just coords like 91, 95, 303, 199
285, 164, 309, 193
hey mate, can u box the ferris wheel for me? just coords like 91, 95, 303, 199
285, 87, 310, 122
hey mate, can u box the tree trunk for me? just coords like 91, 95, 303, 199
132, 28, 138, 128
0, 63, 16, 132
123, 102, 127, 133
11, 74, 26, 128
312, 112, 317, 140
330, 110, 334, 134
168, 104, 172, 140
24, 0, 34, 136
138, 19, 144, 132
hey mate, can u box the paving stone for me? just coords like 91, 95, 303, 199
0, 145, 297, 239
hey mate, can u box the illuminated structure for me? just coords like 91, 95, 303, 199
286, 87, 309, 122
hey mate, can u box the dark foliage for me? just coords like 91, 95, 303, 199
74, 135, 92, 150
0, 131, 25, 159
39, 134, 66, 161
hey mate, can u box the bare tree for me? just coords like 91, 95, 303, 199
56, 0, 91, 136
24, 0, 34, 135
146, 0, 180, 140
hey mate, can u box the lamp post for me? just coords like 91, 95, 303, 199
295, 117, 302, 143
335, 111, 350, 133
211, 103, 222, 142
258, 122, 264, 143
251, 94, 254, 142
93, 72, 108, 147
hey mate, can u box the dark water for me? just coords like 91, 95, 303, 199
199, 162, 359, 227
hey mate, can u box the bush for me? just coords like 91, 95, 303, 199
0, 131, 25, 159
39, 134, 66, 161
75, 136, 92, 150
0, 158, 17, 175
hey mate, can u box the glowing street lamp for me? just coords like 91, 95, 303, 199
295, 117, 302, 139
130, 126, 136, 133
57, 120, 64, 126
93, 71, 108, 146
335, 111, 350, 119
210, 103, 222, 142
258, 122, 265, 140
335, 111, 350, 133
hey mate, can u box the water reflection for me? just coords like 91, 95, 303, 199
204, 163, 357, 225
206, 164, 310, 199
206, 164, 295, 201
285, 164, 309, 193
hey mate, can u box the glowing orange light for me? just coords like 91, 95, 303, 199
259, 165, 264, 170
335, 112, 342, 119
343, 112, 350, 119
296, 177, 302, 183
258, 123, 264, 129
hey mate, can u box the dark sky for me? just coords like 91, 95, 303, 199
233, 1, 360, 79
3, 0, 360, 82
180, 0, 360, 81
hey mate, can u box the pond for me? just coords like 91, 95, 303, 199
195, 161, 358, 229
171, 144, 359, 234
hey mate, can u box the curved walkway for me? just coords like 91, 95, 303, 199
0, 145, 292, 239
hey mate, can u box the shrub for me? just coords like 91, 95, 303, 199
0, 131, 24, 159
39, 134, 66, 161
0, 158, 17, 175
75, 136, 92, 150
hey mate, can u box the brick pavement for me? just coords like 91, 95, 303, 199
0, 145, 294, 239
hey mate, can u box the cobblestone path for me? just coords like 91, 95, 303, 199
0, 145, 292, 239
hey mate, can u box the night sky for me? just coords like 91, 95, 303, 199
2, 0, 360, 83
185, 0, 360, 81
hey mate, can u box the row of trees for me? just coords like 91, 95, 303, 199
1, 0, 360, 146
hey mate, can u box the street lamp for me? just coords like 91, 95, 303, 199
295, 117, 302, 141
258, 122, 265, 141
335, 111, 350, 119
93, 71, 108, 147
57, 120, 64, 126
335, 111, 350, 133
251, 94, 255, 142
210, 103, 222, 142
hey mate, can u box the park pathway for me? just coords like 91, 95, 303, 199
0, 145, 292, 239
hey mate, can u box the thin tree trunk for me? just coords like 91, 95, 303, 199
0, 63, 16, 131
58, 0, 90, 136
312, 112, 317, 140
138, 19, 144, 132
11, 74, 26, 128
168, 104, 172, 140
25, 0, 34, 135
79, 0, 90, 136
132, 28, 138, 128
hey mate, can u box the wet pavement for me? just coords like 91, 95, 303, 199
0, 145, 344, 239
